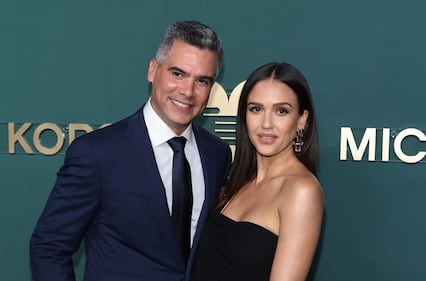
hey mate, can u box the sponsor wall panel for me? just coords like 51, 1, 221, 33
1, 0, 425, 280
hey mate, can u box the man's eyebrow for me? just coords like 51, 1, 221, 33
197, 75, 215, 84
168, 66, 215, 83
168, 66, 188, 76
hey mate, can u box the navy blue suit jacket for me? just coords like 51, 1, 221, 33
30, 107, 232, 281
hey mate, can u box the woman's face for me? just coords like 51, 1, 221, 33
246, 79, 308, 158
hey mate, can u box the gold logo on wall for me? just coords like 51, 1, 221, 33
203, 81, 245, 156
2, 82, 244, 156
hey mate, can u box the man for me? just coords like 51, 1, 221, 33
30, 20, 232, 281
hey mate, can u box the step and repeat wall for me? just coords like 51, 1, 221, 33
1, 1, 425, 280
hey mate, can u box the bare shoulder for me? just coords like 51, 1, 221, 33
293, 173, 322, 196
271, 173, 324, 281
277, 173, 324, 211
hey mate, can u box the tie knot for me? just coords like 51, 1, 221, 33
167, 136, 187, 152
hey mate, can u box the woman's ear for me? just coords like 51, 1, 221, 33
298, 110, 309, 129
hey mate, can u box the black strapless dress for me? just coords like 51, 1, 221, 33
190, 212, 278, 281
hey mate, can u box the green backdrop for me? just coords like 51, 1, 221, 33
1, 0, 425, 280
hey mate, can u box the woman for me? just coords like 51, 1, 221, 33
190, 62, 324, 281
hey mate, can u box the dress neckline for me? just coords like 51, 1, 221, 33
217, 212, 278, 238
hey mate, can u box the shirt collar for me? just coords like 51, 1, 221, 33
143, 98, 195, 147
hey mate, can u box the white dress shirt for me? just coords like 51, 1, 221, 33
143, 99, 205, 245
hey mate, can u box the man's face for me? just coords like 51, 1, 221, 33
148, 39, 219, 135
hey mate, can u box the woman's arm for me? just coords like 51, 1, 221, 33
270, 176, 324, 281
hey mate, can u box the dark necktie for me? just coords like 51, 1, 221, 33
167, 136, 193, 262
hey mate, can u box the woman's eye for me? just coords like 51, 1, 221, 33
277, 108, 288, 115
248, 106, 260, 112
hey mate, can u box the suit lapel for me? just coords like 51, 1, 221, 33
123, 110, 223, 270
124, 107, 183, 263
190, 125, 218, 249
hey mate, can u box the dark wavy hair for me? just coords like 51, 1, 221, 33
219, 62, 319, 209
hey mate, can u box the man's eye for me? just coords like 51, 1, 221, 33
172, 71, 183, 77
197, 78, 211, 86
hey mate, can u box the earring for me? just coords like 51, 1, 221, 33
293, 128, 304, 153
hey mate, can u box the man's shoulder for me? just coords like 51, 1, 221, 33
73, 108, 143, 145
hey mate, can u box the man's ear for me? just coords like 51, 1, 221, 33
147, 58, 157, 82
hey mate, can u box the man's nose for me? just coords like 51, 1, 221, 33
179, 79, 195, 97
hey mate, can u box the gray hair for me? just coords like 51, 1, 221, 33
155, 20, 224, 76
